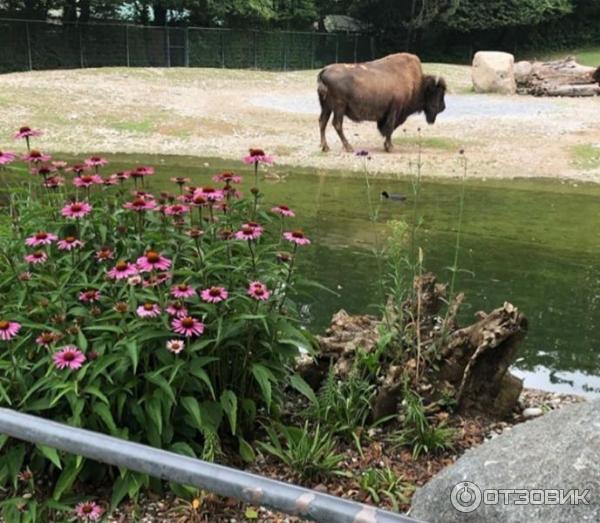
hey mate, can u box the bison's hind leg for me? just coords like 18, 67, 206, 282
332, 108, 353, 153
378, 109, 396, 152
319, 106, 332, 152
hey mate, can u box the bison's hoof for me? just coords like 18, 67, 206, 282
384, 144, 394, 153
321, 144, 330, 153
344, 145, 354, 153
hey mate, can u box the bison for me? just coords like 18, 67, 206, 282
317, 53, 447, 153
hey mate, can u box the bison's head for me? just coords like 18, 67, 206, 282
423, 76, 447, 124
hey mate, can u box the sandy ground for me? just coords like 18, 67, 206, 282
0, 65, 599, 181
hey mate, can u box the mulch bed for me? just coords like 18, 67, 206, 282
101, 388, 584, 523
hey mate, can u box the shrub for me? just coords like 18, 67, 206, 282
358, 466, 413, 511
0, 132, 315, 505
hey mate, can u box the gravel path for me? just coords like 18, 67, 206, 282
0, 66, 599, 181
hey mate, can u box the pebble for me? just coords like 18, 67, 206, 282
522, 407, 543, 419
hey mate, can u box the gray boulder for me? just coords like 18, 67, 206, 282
410, 400, 600, 522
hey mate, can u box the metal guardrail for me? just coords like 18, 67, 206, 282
0, 408, 420, 523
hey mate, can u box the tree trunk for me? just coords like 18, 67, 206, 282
517, 57, 600, 97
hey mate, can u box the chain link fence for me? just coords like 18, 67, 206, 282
0, 18, 376, 73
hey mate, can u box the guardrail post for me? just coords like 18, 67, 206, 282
185, 27, 190, 67
335, 33, 339, 63
220, 30, 225, 68
310, 32, 314, 69
165, 26, 171, 67
78, 24, 84, 68
354, 33, 358, 63
25, 21, 33, 70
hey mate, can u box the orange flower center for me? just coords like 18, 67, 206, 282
0, 321, 9, 330
20, 126, 31, 133
143, 303, 155, 311
40, 333, 54, 343
116, 261, 128, 271
30, 150, 41, 157
35, 232, 48, 240
65, 236, 76, 243
181, 317, 195, 328
63, 352, 75, 361
33, 251, 44, 258
71, 204, 82, 212
292, 230, 304, 238
81, 175, 93, 183
250, 148, 265, 156
146, 251, 160, 263
209, 288, 221, 296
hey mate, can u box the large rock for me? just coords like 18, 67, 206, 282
514, 60, 533, 84
410, 400, 600, 522
472, 51, 517, 95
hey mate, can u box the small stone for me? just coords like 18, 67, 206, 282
522, 407, 543, 418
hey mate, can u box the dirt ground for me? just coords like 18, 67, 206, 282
0, 64, 599, 181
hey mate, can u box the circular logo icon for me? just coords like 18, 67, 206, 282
450, 481, 482, 513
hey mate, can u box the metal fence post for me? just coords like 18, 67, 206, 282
354, 33, 358, 63
253, 30, 257, 69
335, 33, 339, 63
310, 32, 314, 69
283, 32, 287, 71
185, 27, 190, 67
125, 25, 130, 67
78, 25, 84, 68
220, 30, 225, 68
165, 26, 170, 67
25, 21, 33, 71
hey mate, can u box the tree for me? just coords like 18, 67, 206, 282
447, 0, 574, 31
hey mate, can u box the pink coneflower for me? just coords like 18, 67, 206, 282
73, 174, 102, 188
61, 201, 92, 219
0, 150, 16, 165
171, 283, 197, 299
136, 302, 161, 318
166, 339, 185, 354
235, 222, 263, 241
57, 236, 84, 251
18, 271, 32, 281
195, 187, 224, 202
213, 172, 242, 184
171, 316, 205, 337
95, 247, 114, 262
164, 203, 190, 216
23, 150, 51, 163
128, 275, 142, 286
201, 286, 228, 304
25, 251, 48, 265
166, 302, 188, 318
84, 156, 107, 168
36, 331, 61, 348
271, 205, 295, 217
113, 171, 130, 182
142, 272, 171, 288
52, 160, 68, 170
283, 230, 311, 246
170, 177, 190, 186
243, 148, 274, 165
190, 193, 207, 207
107, 260, 138, 280
0, 320, 21, 341
79, 290, 101, 303
131, 166, 155, 179
14, 126, 43, 139
25, 231, 58, 247
69, 164, 88, 175
52, 346, 86, 370
247, 281, 271, 301
75, 501, 104, 521
103, 175, 118, 186
44, 175, 64, 189
137, 251, 171, 272
186, 228, 204, 239
123, 197, 157, 212
33, 165, 56, 179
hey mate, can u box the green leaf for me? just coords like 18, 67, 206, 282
181, 396, 203, 431
77, 329, 88, 351
251, 364, 273, 410
145, 396, 163, 435
84, 324, 123, 334
111, 474, 130, 508
238, 437, 256, 463
245, 507, 259, 519
189, 366, 216, 400
37, 444, 62, 469
145, 372, 176, 404
126, 341, 139, 374
93, 403, 118, 435
53, 456, 82, 500
289, 374, 317, 404
84, 386, 109, 405
220, 390, 238, 435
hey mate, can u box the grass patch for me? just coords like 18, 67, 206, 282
393, 135, 463, 151
111, 119, 155, 134
572, 143, 600, 170
535, 47, 600, 67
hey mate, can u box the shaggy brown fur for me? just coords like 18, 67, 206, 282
317, 53, 447, 152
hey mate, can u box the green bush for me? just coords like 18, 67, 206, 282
0, 134, 316, 507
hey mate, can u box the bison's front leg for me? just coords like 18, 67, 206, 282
384, 135, 394, 152
332, 111, 353, 153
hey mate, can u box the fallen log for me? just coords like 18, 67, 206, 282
516, 56, 600, 97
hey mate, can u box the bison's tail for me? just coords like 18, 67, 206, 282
317, 69, 328, 107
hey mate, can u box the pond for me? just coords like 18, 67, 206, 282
4, 154, 600, 397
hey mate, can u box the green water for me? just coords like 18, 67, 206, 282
4, 154, 600, 397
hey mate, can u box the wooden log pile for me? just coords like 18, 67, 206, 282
516, 56, 600, 97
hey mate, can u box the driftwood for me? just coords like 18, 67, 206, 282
516, 57, 600, 97
299, 273, 528, 421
